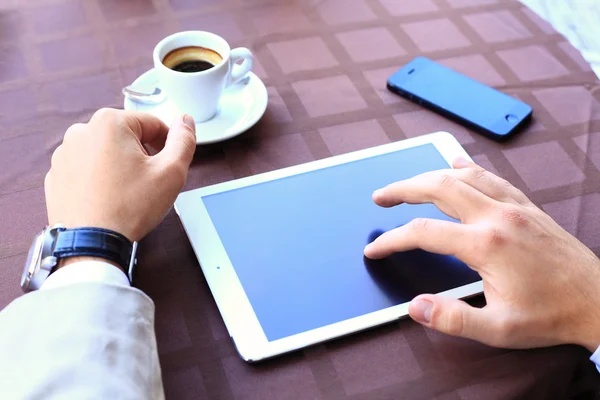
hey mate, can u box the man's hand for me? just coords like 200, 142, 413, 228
364, 157, 600, 351
45, 108, 196, 242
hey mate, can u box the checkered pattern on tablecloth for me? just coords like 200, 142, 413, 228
1, 1, 599, 399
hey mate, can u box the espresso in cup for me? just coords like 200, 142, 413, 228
154, 31, 254, 122
162, 46, 223, 73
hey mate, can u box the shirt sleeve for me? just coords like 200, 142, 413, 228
0, 282, 163, 399
41, 260, 130, 290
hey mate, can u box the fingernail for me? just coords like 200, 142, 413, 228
183, 114, 195, 132
453, 156, 470, 168
411, 299, 432, 323
373, 189, 383, 198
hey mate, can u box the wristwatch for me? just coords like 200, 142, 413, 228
21, 224, 138, 292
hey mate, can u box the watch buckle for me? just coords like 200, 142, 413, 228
127, 241, 138, 284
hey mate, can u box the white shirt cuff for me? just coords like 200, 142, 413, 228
590, 346, 600, 373
41, 260, 130, 290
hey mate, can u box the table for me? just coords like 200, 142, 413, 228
1, 0, 600, 398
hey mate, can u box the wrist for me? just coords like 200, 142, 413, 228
567, 299, 600, 352
574, 324, 600, 352
50, 220, 136, 242
57, 256, 122, 271
577, 338, 600, 353
51, 227, 137, 283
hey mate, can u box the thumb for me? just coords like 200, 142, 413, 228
409, 294, 499, 345
156, 114, 196, 170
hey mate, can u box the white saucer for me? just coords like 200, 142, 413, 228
123, 69, 268, 145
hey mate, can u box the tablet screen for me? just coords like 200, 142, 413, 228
203, 143, 480, 341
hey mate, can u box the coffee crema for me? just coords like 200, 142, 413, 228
162, 46, 223, 73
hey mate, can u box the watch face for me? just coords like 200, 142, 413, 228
21, 231, 44, 290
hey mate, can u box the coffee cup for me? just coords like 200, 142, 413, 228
153, 31, 253, 122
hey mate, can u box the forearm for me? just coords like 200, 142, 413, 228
0, 282, 164, 399
3, 107, 194, 399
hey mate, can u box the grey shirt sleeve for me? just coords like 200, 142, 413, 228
0, 283, 164, 400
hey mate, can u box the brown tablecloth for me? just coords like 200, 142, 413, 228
2, 0, 600, 398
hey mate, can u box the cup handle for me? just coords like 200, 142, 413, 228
228, 47, 254, 87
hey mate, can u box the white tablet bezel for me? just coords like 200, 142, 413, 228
174, 131, 483, 362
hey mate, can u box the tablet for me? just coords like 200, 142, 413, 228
175, 132, 483, 362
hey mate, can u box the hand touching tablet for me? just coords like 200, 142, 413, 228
364, 157, 600, 351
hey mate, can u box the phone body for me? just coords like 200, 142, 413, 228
387, 57, 532, 141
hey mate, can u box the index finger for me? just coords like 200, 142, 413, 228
122, 111, 170, 148
452, 157, 532, 207
90, 108, 170, 148
374, 170, 495, 222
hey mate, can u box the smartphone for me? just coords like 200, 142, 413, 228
387, 57, 532, 141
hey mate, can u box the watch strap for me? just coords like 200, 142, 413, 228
53, 227, 134, 281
